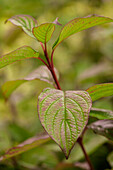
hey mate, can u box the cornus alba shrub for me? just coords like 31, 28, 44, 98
0, 14, 113, 170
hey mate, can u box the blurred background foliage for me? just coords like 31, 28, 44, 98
0, 0, 113, 169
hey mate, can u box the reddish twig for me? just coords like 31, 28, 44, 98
38, 57, 49, 69
51, 49, 55, 68
44, 43, 51, 68
77, 137, 94, 170
44, 43, 61, 90
40, 42, 45, 52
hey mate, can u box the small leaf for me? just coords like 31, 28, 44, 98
2, 66, 59, 99
0, 134, 50, 161
38, 88, 92, 158
88, 120, 113, 140
90, 108, 113, 120
6, 15, 38, 38
33, 23, 55, 43
53, 15, 113, 49
86, 83, 113, 102
0, 46, 39, 69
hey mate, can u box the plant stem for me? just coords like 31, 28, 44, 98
38, 57, 49, 69
50, 67, 61, 90
40, 42, 45, 52
51, 49, 55, 68
44, 43, 61, 90
77, 137, 94, 170
44, 43, 51, 68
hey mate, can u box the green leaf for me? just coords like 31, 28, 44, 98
86, 83, 113, 101
107, 151, 113, 168
88, 120, 113, 140
33, 23, 55, 43
6, 15, 38, 38
0, 46, 39, 69
90, 108, 113, 120
2, 66, 59, 99
53, 15, 113, 49
38, 88, 92, 158
0, 134, 50, 161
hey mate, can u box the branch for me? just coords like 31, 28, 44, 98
40, 42, 45, 52
38, 57, 49, 69
51, 49, 55, 68
44, 43, 51, 68
44, 43, 61, 90
77, 137, 94, 170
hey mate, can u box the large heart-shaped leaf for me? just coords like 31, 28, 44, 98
2, 66, 59, 99
0, 134, 50, 161
86, 83, 113, 102
33, 23, 55, 43
0, 46, 39, 69
53, 15, 113, 49
38, 88, 92, 158
6, 15, 38, 38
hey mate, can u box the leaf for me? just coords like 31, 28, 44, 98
88, 120, 113, 140
0, 46, 39, 69
6, 15, 38, 38
90, 108, 113, 120
33, 23, 55, 43
2, 66, 59, 99
0, 134, 50, 161
86, 83, 113, 102
38, 88, 92, 158
53, 15, 113, 49
107, 151, 113, 168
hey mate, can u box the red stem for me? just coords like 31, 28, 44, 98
44, 43, 51, 68
50, 67, 61, 90
38, 57, 49, 69
51, 49, 55, 68
40, 42, 45, 52
77, 137, 94, 170
44, 43, 61, 90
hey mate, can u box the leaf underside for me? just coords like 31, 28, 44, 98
53, 15, 113, 49
88, 120, 113, 140
0, 134, 50, 161
7, 14, 38, 38
38, 88, 92, 158
2, 66, 59, 99
0, 46, 39, 69
86, 83, 113, 102
90, 108, 113, 120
